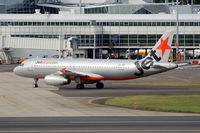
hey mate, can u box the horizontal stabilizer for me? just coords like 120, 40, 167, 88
177, 63, 189, 67
152, 65, 167, 69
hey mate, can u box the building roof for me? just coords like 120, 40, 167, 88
60, 0, 107, 4
0, 14, 200, 21
129, 0, 146, 4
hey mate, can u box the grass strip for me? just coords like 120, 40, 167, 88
106, 95, 200, 113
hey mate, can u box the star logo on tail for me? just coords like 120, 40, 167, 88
156, 36, 171, 57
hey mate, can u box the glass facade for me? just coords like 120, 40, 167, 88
96, 34, 199, 47
9, 34, 200, 47
1, 20, 200, 48
0, 0, 59, 14
1, 21, 200, 26
84, 7, 108, 14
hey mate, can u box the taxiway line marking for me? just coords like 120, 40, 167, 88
88, 97, 112, 106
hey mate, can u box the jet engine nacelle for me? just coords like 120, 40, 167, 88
44, 75, 70, 86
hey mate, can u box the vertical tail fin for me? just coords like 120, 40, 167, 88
146, 30, 175, 63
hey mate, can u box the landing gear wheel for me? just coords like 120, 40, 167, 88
96, 82, 104, 89
33, 78, 39, 88
67, 79, 71, 84
33, 84, 38, 88
76, 84, 84, 89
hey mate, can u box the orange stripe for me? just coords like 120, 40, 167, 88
70, 77, 104, 81
80, 77, 104, 80
103, 78, 136, 80
41, 76, 135, 81
70, 77, 135, 81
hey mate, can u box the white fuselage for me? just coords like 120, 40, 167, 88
14, 58, 177, 80
14, 58, 136, 79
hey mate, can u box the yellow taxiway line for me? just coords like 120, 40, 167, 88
88, 97, 112, 106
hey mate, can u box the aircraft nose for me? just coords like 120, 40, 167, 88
13, 66, 20, 75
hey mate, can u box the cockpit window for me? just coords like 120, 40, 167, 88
19, 63, 24, 66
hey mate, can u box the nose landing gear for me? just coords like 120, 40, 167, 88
33, 78, 39, 88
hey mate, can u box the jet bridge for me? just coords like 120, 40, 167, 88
0, 35, 80, 64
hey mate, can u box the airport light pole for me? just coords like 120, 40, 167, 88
80, 0, 82, 14
93, 33, 96, 59
59, 34, 63, 59
128, 26, 130, 59
90, 20, 97, 59
59, 35, 61, 59
176, 0, 179, 63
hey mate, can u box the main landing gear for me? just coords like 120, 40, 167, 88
33, 78, 39, 88
76, 82, 104, 89
96, 82, 104, 89
75, 77, 104, 89
76, 84, 85, 89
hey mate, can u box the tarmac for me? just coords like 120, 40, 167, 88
0, 64, 200, 117
0, 116, 200, 133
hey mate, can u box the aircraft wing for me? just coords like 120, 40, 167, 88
60, 68, 104, 79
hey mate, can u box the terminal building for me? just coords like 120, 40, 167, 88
0, 0, 200, 63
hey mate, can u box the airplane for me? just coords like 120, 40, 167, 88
13, 30, 178, 89
133, 49, 150, 55
185, 49, 200, 58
